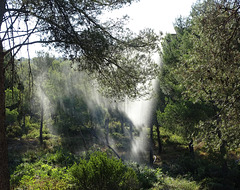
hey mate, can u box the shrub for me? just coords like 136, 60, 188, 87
11, 162, 69, 190
159, 176, 200, 190
6, 124, 22, 138
45, 148, 77, 167
127, 162, 163, 189
6, 108, 19, 126
10, 150, 72, 189
69, 152, 139, 190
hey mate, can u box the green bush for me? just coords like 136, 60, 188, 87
158, 176, 200, 190
10, 161, 69, 189
6, 124, 22, 138
6, 108, 19, 126
45, 149, 77, 167
24, 116, 40, 133
69, 152, 139, 190
127, 162, 163, 189
10, 149, 74, 189
111, 132, 125, 140
6, 108, 22, 138
200, 177, 235, 190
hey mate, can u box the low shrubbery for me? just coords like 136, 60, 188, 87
11, 161, 69, 189
70, 152, 139, 190
155, 176, 200, 190
127, 162, 163, 189
10, 149, 74, 189
161, 154, 240, 190
9, 143, 240, 189
10, 150, 141, 189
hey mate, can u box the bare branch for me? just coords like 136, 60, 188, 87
1, 30, 43, 41
5, 8, 30, 14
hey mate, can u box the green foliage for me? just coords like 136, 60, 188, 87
6, 124, 22, 138
157, 100, 215, 139
14, 53, 137, 153
158, 16, 216, 146
109, 121, 122, 133
9, 139, 240, 190
155, 176, 200, 190
44, 149, 77, 167
5, 87, 20, 108
127, 162, 163, 189
153, 126, 186, 145
10, 149, 77, 189
9, 0, 160, 100
174, 0, 240, 149
23, 116, 39, 134
5, 108, 19, 126
11, 161, 69, 189
160, 153, 240, 190
21, 116, 52, 140
159, 0, 240, 152
5, 87, 21, 139
69, 152, 139, 190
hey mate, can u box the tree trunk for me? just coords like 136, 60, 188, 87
79, 126, 87, 149
105, 118, 109, 145
149, 124, 154, 166
156, 125, 162, 154
39, 105, 43, 145
0, 40, 10, 190
120, 118, 124, 134
129, 124, 133, 140
22, 114, 26, 134
188, 138, 194, 158
217, 126, 228, 174
220, 140, 228, 173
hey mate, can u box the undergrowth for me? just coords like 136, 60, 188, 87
8, 126, 240, 190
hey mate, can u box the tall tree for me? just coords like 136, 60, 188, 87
158, 15, 216, 155
0, 0, 160, 188
176, 0, 240, 157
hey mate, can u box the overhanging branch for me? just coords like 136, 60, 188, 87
5, 8, 30, 14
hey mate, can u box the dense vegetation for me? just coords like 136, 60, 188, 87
1, 0, 240, 189
1, 0, 159, 188
155, 0, 240, 189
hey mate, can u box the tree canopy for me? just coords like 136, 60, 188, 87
158, 0, 240, 154
1, 0, 159, 99
176, 0, 240, 150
